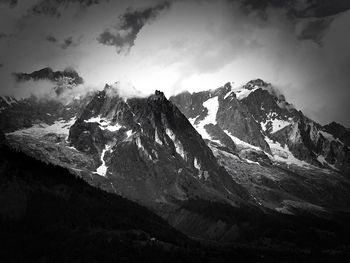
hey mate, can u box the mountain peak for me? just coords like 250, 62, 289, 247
243, 79, 269, 90
154, 90, 166, 98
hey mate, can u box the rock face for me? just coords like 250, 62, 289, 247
238, 79, 350, 173
171, 79, 350, 174
170, 83, 270, 153
324, 121, 350, 147
69, 86, 250, 206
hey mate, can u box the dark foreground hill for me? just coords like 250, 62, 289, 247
0, 140, 196, 262
1, 136, 350, 262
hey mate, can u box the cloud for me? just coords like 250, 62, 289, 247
97, 1, 170, 53
0, 0, 350, 127
45, 35, 83, 49
296, 16, 335, 44
27, 0, 108, 17
2, 66, 95, 104
46, 35, 58, 43
106, 79, 147, 99
233, 0, 350, 18
0, 0, 17, 8
60, 36, 82, 49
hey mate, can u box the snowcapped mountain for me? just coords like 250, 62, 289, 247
171, 79, 350, 174
68, 85, 249, 206
2, 76, 350, 245
239, 79, 350, 173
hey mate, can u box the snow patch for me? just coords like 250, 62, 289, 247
234, 86, 260, 100
154, 129, 162, 145
223, 130, 261, 151
136, 136, 153, 161
166, 128, 187, 160
95, 144, 111, 177
317, 155, 339, 171
188, 116, 198, 126
194, 157, 201, 170
224, 90, 234, 100
265, 136, 310, 167
126, 130, 133, 137
260, 112, 291, 133
84, 115, 122, 132
244, 159, 260, 166
1, 96, 16, 106
192, 96, 219, 140
319, 130, 343, 144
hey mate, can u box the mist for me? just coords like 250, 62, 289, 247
0, 0, 350, 126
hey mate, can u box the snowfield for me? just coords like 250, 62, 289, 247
260, 112, 292, 133
7, 117, 76, 138
191, 96, 219, 140
264, 136, 310, 167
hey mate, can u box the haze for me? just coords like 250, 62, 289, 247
0, 0, 350, 126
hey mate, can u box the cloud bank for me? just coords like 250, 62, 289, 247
0, 0, 350, 127
97, 1, 170, 53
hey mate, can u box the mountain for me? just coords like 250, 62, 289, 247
169, 80, 350, 219
238, 79, 350, 173
13, 67, 84, 95
2, 76, 350, 257
2, 130, 350, 262
171, 79, 350, 174
68, 86, 250, 207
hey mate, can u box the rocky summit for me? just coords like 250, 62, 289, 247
171, 79, 350, 174
2, 78, 350, 252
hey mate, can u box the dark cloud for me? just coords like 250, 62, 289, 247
300, 0, 350, 18
61, 36, 78, 49
230, 0, 350, 46
0, 33, 7, 39
0, 0, 17, 8
98, 1, 170, 53
46, 35, 58, 43
0, 63, 3, 68
297, 17, 335, 44
235, 0, 350, 18
46, 35, 82, 49
28, 0, 107, 17
13, 67, 83, 84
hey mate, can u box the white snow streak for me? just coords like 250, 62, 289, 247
234, 86, 259, 100
95, 145, 111, 176
84, 115, 122, 132
1, 96, 16, 106
223, 130, 261, 151
166, 128, 187, 160
317, 155, 339, 171
192, 96, 219, 140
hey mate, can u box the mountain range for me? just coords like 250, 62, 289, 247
1, 68, 350, 261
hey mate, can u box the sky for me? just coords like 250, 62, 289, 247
0, 0, 350, 126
